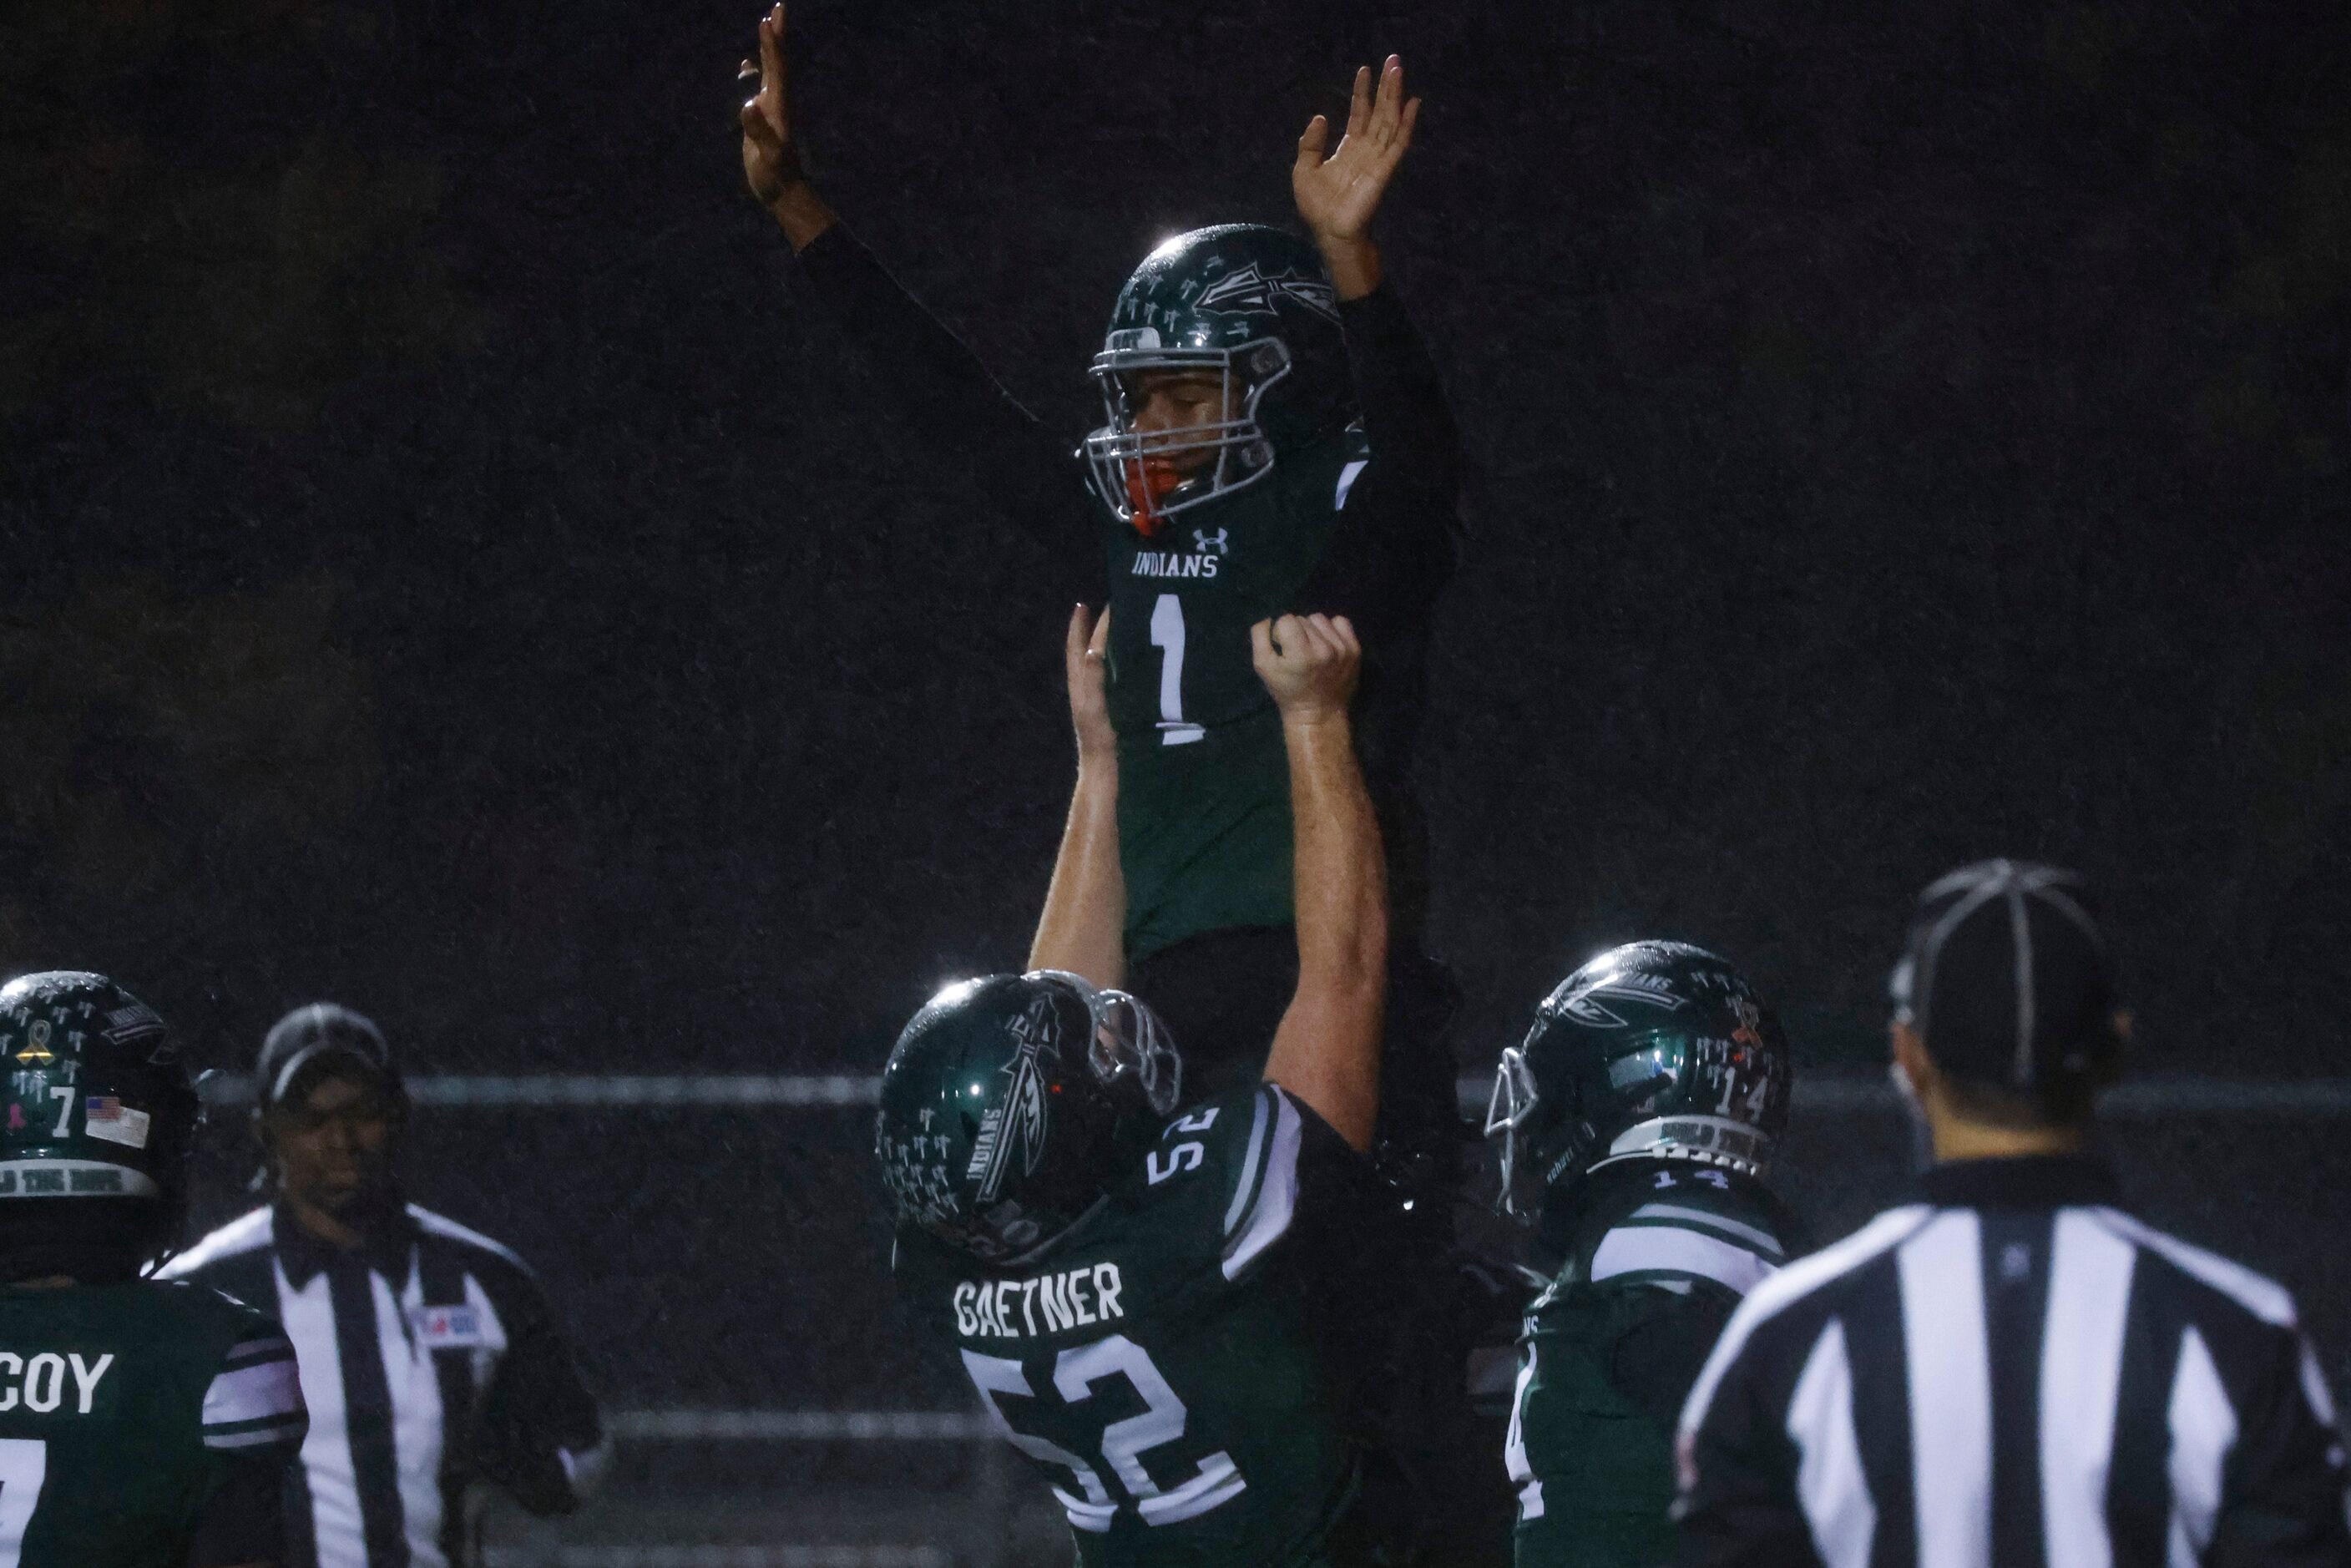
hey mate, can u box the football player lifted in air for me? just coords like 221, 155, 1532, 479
1483, 943, 1800, 1568
743, 22, 1497, 1552
740, 6, 1462, 1178
0, 971, 307, 1568
876, 611, 1388, 1565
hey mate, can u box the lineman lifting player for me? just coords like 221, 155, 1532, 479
738, 13, 1501, 1560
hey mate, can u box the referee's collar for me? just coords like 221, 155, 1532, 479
1914, 1153, 2121, 1210
273, 1200, 419, 1287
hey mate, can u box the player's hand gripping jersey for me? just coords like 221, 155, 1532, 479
896, 1080, 1375, 1567
0, 1281, 306, 1566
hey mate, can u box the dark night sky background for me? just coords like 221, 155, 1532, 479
4, 0, 2349, 1434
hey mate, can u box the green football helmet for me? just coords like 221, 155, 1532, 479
876, 970, 1181, 1264
1082, 224, 1352, 534
1484, 942, 1792, 1225
0, 971, 202, 1263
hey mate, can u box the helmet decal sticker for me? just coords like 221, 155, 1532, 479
968, 994, 1059, 1203
1556, 977, 1688, 1029
1191, 263, 1340, 324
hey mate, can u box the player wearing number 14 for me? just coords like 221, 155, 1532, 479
0, 972, 307, 1568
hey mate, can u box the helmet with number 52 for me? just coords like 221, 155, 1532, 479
876, 971, 1181, 1265
1484, 941, 1792, 1233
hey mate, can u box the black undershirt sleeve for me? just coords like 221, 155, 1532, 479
185, 1451, 291, 1568
788, 225, 1100, 595
1297, 284, 1462, 639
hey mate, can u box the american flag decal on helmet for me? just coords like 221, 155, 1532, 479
967, 996, 1059, 1203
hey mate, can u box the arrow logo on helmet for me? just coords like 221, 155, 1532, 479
1193, 264, 1340, 324
968, 997, 1059, 1204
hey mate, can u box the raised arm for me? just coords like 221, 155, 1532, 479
737, 6, 1096, 579
1254, 615, 1387, 1151
1292, 58, 1460, 621
1027, 605, 1125, 989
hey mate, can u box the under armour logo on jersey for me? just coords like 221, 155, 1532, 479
1192, 528, 1229, 557
1192, 263, 1340, 323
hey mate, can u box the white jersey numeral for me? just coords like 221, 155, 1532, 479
1149, 594, 1206, 746
963, 1335, 1246, 1530
0, 1439, 49, 1566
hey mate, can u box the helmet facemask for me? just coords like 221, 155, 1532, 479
1083, 335, 1292, 535
1483, 1043, 1544, 1222
1028, 970, 1182, 1120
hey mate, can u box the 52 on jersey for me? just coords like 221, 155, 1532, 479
902, 1083, 1374, 1566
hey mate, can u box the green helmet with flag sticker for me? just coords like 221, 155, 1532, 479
1082, 224, 1353, 534
1484, 942, 1792, 1226
876, 970, 1181, 1265
0, 972, 201, 1265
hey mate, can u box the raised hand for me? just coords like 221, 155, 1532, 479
1292, 56, 1421, 296
739, 5, 802, 203
738, 4, 835, 248
1251, 614, 1362, 726
1066, 604, 1115, 762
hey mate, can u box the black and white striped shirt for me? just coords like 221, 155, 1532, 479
1675, 1156, 2351, 1568
162, 1202, 604, 1568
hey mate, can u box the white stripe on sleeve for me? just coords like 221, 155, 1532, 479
1590, 1226, 1777, 1297
1334, 458, 1368, 510
1631, 1202, 1787, 1257
1788, 1318, 1875, 1568
2039, 1209, 2136, 1568
1221, 1092, 1302, 1281
1898, 1211, 1993, 1568
2165, 1325, 2237, 1568
204, 1353, 305, 1430
1221, 1090, 1273, 1239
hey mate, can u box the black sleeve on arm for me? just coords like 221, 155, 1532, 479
1611, 1287, 1743, 1428
1336, 283, 1462, 508
791, 225, 1100, 589
2205, 1330, 2351, 1568
469, 1272, 605, 1516
1298, 282, 1461, 649
186, 1451, 291, 1568
1674, 1330, 1827, 1568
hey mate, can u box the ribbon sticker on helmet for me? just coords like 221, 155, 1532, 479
13, 1022, 53, 1068
1192, 264, 1340, 324
968, 997, 1059, 1204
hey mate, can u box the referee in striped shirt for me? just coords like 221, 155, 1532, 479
165, 1004, 604, 1568
1674, 859, 2351, 1568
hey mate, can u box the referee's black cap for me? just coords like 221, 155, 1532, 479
257, 1003, 402, 1109
1890, 859, 2123, 1090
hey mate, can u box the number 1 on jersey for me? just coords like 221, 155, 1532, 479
1149, 594, 1206, 746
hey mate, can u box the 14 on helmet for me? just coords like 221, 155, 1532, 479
0, 971, 202, 1262
1082, 224, 1352, 534
1484, 941, 1791, 1223
876, 970, 1181, 1264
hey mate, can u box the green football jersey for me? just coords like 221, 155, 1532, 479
1102, 432, 1363, 961
900, 1081, 1373, 1567
0, 1277, 305, 1566
1506, 1166, 1790, 1568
